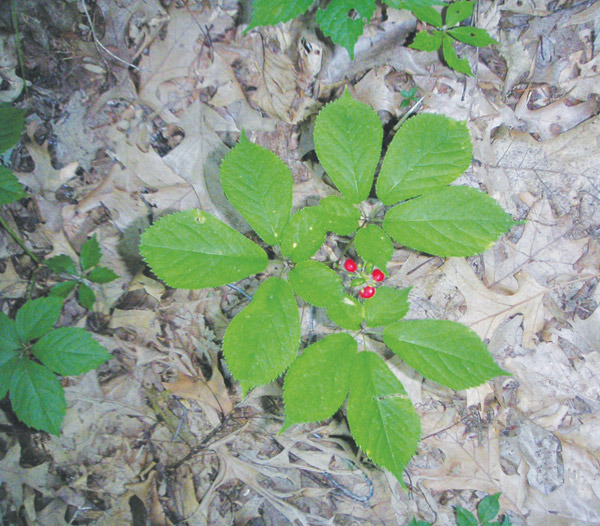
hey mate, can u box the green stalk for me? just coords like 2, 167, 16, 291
11, 0, 28, 97
0, 215, 40, 264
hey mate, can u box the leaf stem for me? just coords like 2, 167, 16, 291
0, 215, 40, 264
10, 0, 28, 97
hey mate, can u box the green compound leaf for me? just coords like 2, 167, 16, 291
0, 312, 21, 353
446, 0, 474, 26
0, 166, 26, 205
15, 297, 62, 343
247, 0, 314, 31
382, 186, 515, 257
377, 113, 472, 205
478, 493, 501, 523
280, 207, 327, 262
223, 278, 301, 392
0, 103, 26, 153
407, 4, 443, 27
32, 327, 112, 376
383, 319, 509, 390
364, 286, 410, 327
354, 225, 394, 274
77, 283, 96, 310
79, 234, 102, 271
314, 90, 383, 204
442, 34, 473, 75
45, 254, 78, 276
87, 266, 119, 284
139, 210, 268, 289
449, 26, 499, 47
0, 355, 19, 400
283, 333, 357, 430
219, 132, 292, 245
316, 0, 377, 59
326, 294, 363, 330
348, 351, 421, 483
455, 506, 478, 526
317, 196, 361, 236
49, 281, 78, 299
410, 30, 443, 52
9, 358, 67, 435
288, 260, 344, 308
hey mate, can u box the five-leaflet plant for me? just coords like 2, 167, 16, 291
411, 492, 511, 525
0, 297, 112, 435
139, 90, 515, 486
46, 234, 120, 310
246, 0, 497, 75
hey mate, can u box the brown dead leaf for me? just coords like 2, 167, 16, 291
443, 258, 547, 348
0, 259, 27, 298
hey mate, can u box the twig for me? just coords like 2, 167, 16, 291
392, 96, 425, 132
227, 283, 253, 301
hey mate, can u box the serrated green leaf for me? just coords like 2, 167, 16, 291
354, 225, 394, 274
15, 297, 62, 343
139, 210, 268, 289
410, 30, 443, 52
377, 113, 472, 205
288, 260, 344, 308
446, 1, 474, 26
442, 34, 473, 75
86, 266, 119, 283
45, 254, 78, 276
0, 354, 18, 399
283, 333, 357, 430
32, 327, 112, 376
223, 278, 300, 391
280, 207, 327, 262
383, 320, 508, 390
49, 281, 78, 298
78, 283, 96, 310
0, 312, 21, 353
79, 234, 102, 271
478, 493, 501, 523
317, 196, 361, 236
382, 186, 515, 257
246, 0, 314, 31
408, 5, 443, 27
9, 358, 66, 435
0, 166, 26, 205
364, 286, 410, 327
326, 294, 363, 330
449, 26, 499, 47
455, 506, 478, 526
316, 0, 376, 59
219, 132, 292, 245
0, 104, 26, 153
314, 90, 382, 203
348, 351, 420, 482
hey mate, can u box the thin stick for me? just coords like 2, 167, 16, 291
0, 215, 40, 264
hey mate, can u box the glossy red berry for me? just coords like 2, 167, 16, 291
372, 269, 385, 282
344, 259, 357, 272
359, 286, 376, 299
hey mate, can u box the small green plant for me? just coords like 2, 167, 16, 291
46, 234, 119, 310
411, 493, 511, 525
246, 0, 497, 75
400, 87, 419, 107
0, 297, 112, 434
139, 90, 514, 486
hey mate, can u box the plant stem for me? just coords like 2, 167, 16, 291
10, 0, 28, 97
0, 215, 40, 264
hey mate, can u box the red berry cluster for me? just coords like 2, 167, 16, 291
343, 258, 385, 299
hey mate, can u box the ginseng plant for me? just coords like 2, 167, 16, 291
139, 90, 514, 485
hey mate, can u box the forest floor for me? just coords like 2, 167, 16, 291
1, 0, 600, 525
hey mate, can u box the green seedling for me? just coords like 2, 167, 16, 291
401, 87, 419, 107
139, 90, 514, 486
46, 234, 119, 310
0, 297, 112, 434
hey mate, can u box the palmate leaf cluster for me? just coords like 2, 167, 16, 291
246, 0, 497, 75
139, 91, 513, 484
411, 492, 511, 525
0, 297, 112, 435
46, 234, 119, 310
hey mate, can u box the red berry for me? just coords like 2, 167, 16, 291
372, 269, 385, 282
344, 259, 357, 272
359, 286, 376, 299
